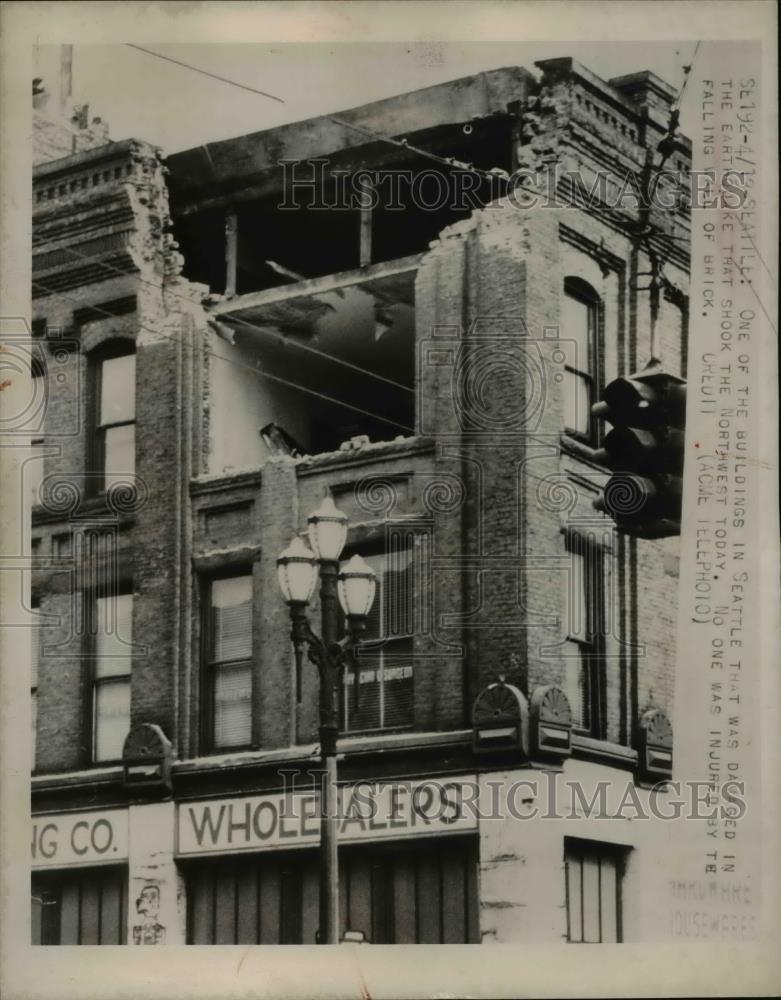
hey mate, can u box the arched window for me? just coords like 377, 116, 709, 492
89, 342, 136, 493
561, 278, 601, 445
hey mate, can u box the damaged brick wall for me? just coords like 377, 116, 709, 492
32, 137, 211, 769
32, 55, 689, 781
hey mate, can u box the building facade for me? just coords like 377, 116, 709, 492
29, 58, 690, 945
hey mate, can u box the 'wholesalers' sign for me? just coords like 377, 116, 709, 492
177, 777, 478, 857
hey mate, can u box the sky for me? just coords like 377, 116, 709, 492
34, 41, 701, 156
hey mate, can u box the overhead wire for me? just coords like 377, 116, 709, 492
125, 44, 285, 104
122, 42, 509, 184
673, 41, 700, 111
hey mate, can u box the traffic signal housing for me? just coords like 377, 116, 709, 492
591, 364, 686, 538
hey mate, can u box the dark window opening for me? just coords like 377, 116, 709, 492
233, 179, 362, 295
370, 165, 475, 265
176, 181, 361, 298
171, 210, 228, 292
173, 122, 512, 298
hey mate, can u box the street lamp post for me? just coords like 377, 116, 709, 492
276, 497, 376, 945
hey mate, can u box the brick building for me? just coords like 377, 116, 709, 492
29, 58, 690, 945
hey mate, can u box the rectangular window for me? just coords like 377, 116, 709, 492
32, 867, 127, 945
92, 591, 133, 762
206, 574, 253, 750
561, 283, 599, 443
94, 350, 135, 491
565, 839, 625, 943
341, 543, 414, 734
564, 532, 606, 736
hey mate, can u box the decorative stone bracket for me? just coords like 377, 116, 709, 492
472, 681, 529, 759
123, 722, 173, 794
636, 707, 673, 784
529, 685, 573, 763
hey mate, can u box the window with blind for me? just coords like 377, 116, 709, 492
32, 867, 127, 945
205, 574, 253, 751
185, 838, 478, 944
341, 543, 414, 734
561, 279, 600, 444
565, 839, 626, 943
563, 531, 607, 737
92, 347, 135, 492
91, 591, 133, 762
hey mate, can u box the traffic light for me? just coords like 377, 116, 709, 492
591, 363, 686, 538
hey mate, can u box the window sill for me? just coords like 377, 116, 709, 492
571, 735, 637, 770
175, 730, 473, 776
32, 763, 124, 791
